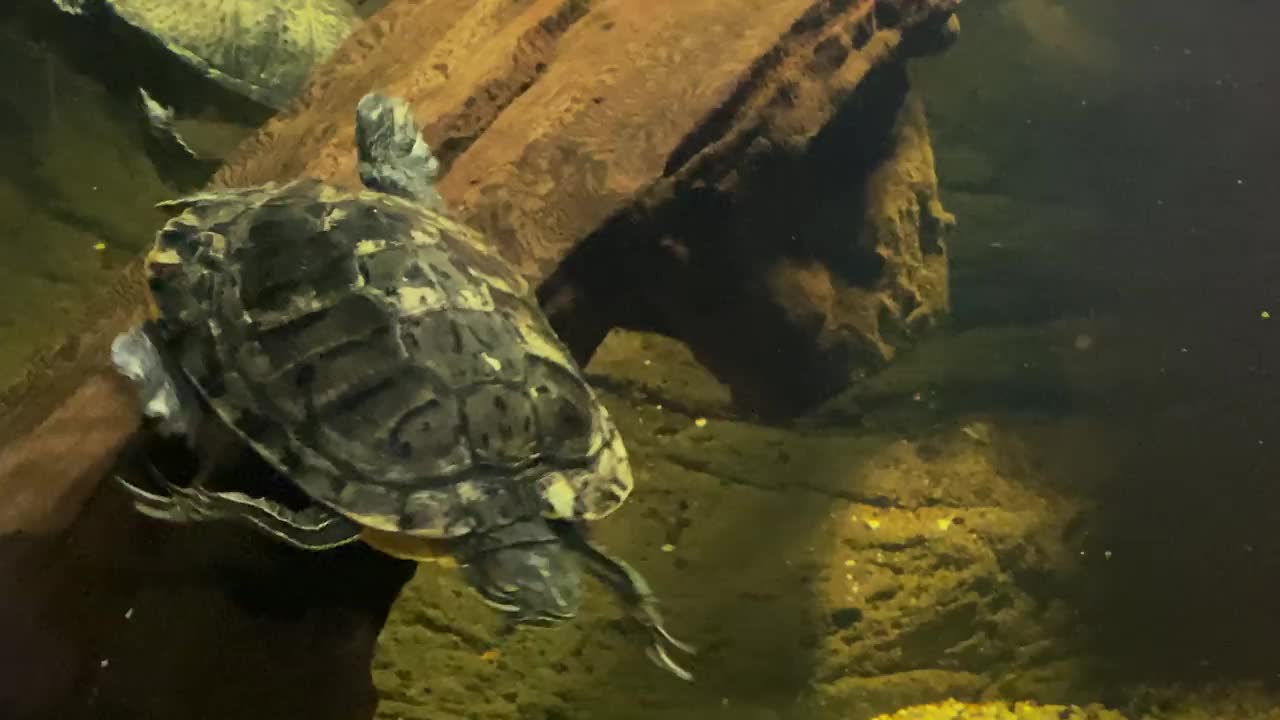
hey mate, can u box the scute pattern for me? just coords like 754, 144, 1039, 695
103, 0, 361, 109
146, 180, 633, 538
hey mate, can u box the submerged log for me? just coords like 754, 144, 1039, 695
216, 0, 960, 416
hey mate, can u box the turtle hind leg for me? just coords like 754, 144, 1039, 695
354, 93, 447, 211
554, 522, 696, 681
114, 439, 362, 551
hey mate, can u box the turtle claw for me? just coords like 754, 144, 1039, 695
648, 610, 697, 655
558, 526, 696, 681
113, 445, 363, 549
647, 642, 694, 683
114, 459, 220, 523
120, 479, 197, 522
633, 587, 697, 681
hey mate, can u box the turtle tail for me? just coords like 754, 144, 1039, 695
354, 93, 447, 212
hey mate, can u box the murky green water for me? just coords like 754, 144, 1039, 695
2, 1, 1280, 719
0, 15, 162, 388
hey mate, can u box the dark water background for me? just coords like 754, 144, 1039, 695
914, 0, 1280, 685
3, 0, 1280, 716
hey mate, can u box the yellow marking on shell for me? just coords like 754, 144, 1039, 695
409, 228, 440, 246
244, 292, 339, 330
449, 285, 494, 311
424, 212, 469, 237
396, 285, 448, 313
453, 480, 485, 504
520, 326, 574, 368
599, 430, 633, 495
145, 247, 182, 267
467, 268, 519, 296
360, 528, 458, 566
580, 403, 613, 457
542, 475, 577, 518
323, 206, 348, 230
202, 232, 227, 257
355, 239, 386, 255
443, 222, 498, 258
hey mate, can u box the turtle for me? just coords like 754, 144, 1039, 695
52, 0, 365, 169
52, 0, 363, 110
109, 92, 695, 680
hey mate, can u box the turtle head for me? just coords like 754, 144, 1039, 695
462, 519, 580, 625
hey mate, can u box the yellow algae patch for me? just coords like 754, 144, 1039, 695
871, 699, 1128, 720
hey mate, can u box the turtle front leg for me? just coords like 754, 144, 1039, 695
556, 523, 696, 681
110, 323, 203, 444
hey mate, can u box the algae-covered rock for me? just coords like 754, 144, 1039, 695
585, 330, 736, 419
870, 698, 1128, 720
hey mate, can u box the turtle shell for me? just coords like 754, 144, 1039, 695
144, 179, 634, 538
100, 0, 361, 109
